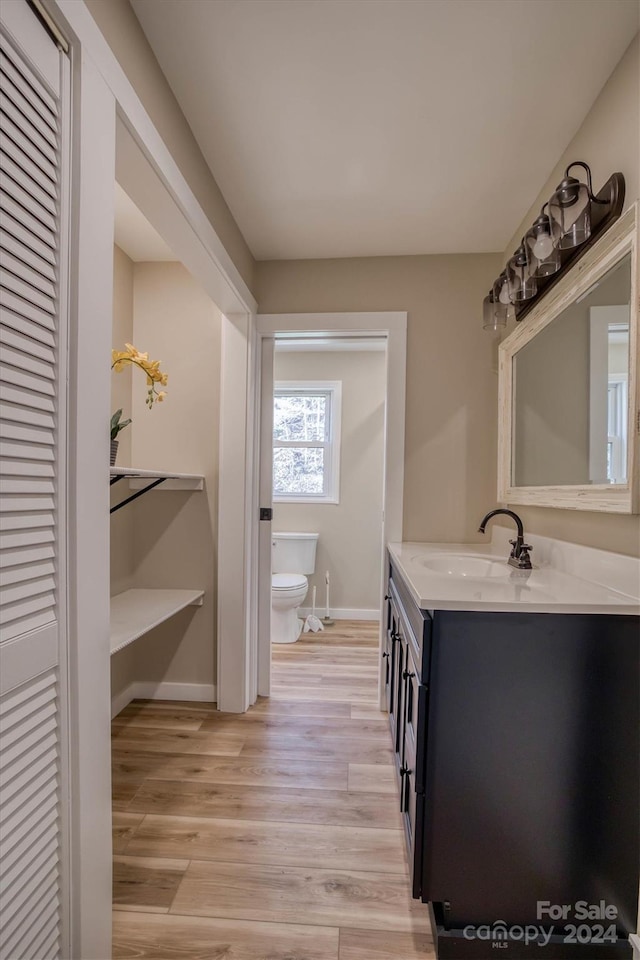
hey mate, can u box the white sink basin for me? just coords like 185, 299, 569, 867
414, 554, 512, 578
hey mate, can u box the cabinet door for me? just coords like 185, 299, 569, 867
400, 642, 424, 898
0, 4, 70, 957
382, 595, 392, 712
387, 595, 403, 755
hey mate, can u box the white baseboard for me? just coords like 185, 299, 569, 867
630, 934, 640, 959
298, 607, 380, 622
111, 681, 217, 719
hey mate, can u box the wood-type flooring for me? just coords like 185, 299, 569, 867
112, 620, 434, 959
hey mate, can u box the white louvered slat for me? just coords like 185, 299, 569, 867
0, 508, 53, 528
0, 191, 56, 250
0, 265, 55, 315
0, 39, 58, 119
1, 752, 58, 826
1, 541, 55, 566
0, 363, 55, 396
0, 50, 57, 131
1, 108, 58, 189
1, 437, 55, 461
1, 526, 55, 549
0, 167, 56, 233
0, 558, 55, 586
0, 285, 55, 328
0, 322, 56, 362
1, 415, 54, 442
0, 462, 54, 482
0, 836, 58, 913
0, 739, 57, 810
4, 886, 59, 960
0, 670, 55, 726
0, 494, 55, 513
0, 805, 58, 892
28, 923, 60, 960
0, 399, 55, 429
0, 62, 58, 148
20, 897, 59, 960
0, 864, 58, 943
0, 808, 57, 891
0, 697, 56, 760
2, 230, 57, 282
0, 247, 56, 298
0, 771, 57, 842
0, 386, 55, 418
0, 343, 54, 379
0, 208, 56, 266
0, 150, 57, 215
0, 5, 67, 957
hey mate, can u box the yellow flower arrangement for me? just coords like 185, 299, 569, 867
111, 343, 168, 410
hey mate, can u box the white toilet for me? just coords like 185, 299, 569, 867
271, 532, 319, 644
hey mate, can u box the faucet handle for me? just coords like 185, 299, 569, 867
510, 540, 533, 569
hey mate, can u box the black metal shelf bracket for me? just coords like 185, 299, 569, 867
110, 477, 167, 514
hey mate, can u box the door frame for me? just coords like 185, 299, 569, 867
253, 313, 407, 706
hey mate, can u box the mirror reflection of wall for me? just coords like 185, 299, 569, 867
512, 254, 631, 487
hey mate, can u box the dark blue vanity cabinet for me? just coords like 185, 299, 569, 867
386, 557, 640, 959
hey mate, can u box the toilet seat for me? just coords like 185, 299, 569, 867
272, 573, 307, 590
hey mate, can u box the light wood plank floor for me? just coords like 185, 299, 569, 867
112, 620, 434, 959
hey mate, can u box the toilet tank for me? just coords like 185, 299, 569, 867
272, 532, 318, 575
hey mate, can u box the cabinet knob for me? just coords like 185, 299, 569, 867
382, 651, 389, 659
384, 594, 391, 601
392, 631, 400, 642
403, 669, 415, 680
400, 765, 412, 777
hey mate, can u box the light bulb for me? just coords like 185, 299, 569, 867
498, 280, 511, 304
532, 233, 554, 260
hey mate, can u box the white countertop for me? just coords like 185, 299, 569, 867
388, 531, 640, 615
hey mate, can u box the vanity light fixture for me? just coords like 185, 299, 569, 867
482, 291, 506, 331
548, 161, 606, 250
525, 203, 561, 278
506, 240, 537, 302
482, 161, 625, 330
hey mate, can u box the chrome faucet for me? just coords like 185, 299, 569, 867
478, 508, 533, 570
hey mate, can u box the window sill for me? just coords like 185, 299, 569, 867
273, 495, 340, 505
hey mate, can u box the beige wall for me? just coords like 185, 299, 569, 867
502, 34, 639, 557
273, 349, 386, 613
85, 0, 255, 292
130, 261, 221, 688
257, 254, 502, 544
109, 257, 221, 703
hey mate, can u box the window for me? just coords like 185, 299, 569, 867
273, 381, 341, 502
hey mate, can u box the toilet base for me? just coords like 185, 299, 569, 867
272, 607, 304, 644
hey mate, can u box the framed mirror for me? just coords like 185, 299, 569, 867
498, 202, 638, 513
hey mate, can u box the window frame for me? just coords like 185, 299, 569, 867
273, 380, 342, 504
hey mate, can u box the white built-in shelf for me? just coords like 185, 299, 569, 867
110, 466, 204, 490
110, 588, 205, 656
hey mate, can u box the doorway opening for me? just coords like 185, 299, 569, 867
269, 336, 386, 700
252, 315, 407, 709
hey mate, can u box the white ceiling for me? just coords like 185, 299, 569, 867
131, 0, 638, 260
114, 183, 176, 261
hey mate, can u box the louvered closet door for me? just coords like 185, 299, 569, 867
0, 3, 69, 958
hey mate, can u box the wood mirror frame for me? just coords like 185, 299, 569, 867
498, 202, 639, 513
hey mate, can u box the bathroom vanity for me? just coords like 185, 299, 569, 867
384, 535, 640, 959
